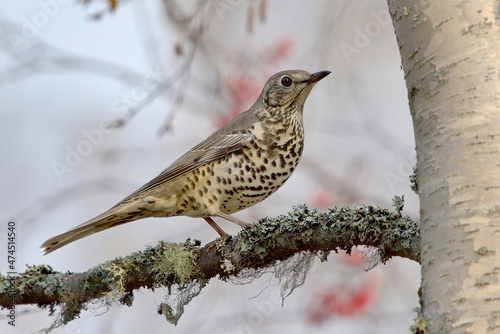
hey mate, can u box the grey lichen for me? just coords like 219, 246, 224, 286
410, 166, 419, 194
158, 279, 207, 325
274, 252, 316, 304
220, 200, 419, 273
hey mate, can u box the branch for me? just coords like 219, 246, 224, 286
0, 202, 420, 327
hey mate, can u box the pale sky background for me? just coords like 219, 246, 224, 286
0, 1, 420, 333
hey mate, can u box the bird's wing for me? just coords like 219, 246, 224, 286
114, 110, 261, 205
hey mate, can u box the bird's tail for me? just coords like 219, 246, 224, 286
41, 203, 149, 255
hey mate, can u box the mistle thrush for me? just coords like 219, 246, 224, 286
42, 69, 330, 254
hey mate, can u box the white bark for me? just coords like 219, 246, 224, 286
387, 0, 500, 332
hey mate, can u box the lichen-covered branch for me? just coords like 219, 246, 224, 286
0, 201, 419, 327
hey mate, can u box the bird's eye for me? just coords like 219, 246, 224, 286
281, 76, 292, 87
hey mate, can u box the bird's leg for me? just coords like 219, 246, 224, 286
203, 217, 229, 238
215, 212, 253, 228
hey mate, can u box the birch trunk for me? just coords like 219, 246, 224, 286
387, 0, 500, 332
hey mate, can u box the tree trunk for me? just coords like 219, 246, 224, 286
387, 0, 500, 332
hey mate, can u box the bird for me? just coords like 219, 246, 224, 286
41, 69, 331, 254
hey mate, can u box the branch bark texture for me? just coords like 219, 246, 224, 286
0, 203, 419, 325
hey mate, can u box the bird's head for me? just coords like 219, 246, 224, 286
260, 70, 331, 111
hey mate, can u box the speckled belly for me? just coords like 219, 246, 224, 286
175, 138, 303, 218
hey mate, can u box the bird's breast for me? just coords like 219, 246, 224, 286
215, 119, 304, 214
174, 119, 305, 218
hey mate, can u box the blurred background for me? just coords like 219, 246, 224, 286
0, 0, 420, 333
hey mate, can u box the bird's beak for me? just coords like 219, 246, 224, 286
305, 70, 331, 84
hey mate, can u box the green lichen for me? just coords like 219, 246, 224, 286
462, 17, 493, 34
410, 307, 428, 334
154, 242, 200, 286
477, 246, 489, 255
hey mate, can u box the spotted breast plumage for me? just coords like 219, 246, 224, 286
41, 69, 330, 254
